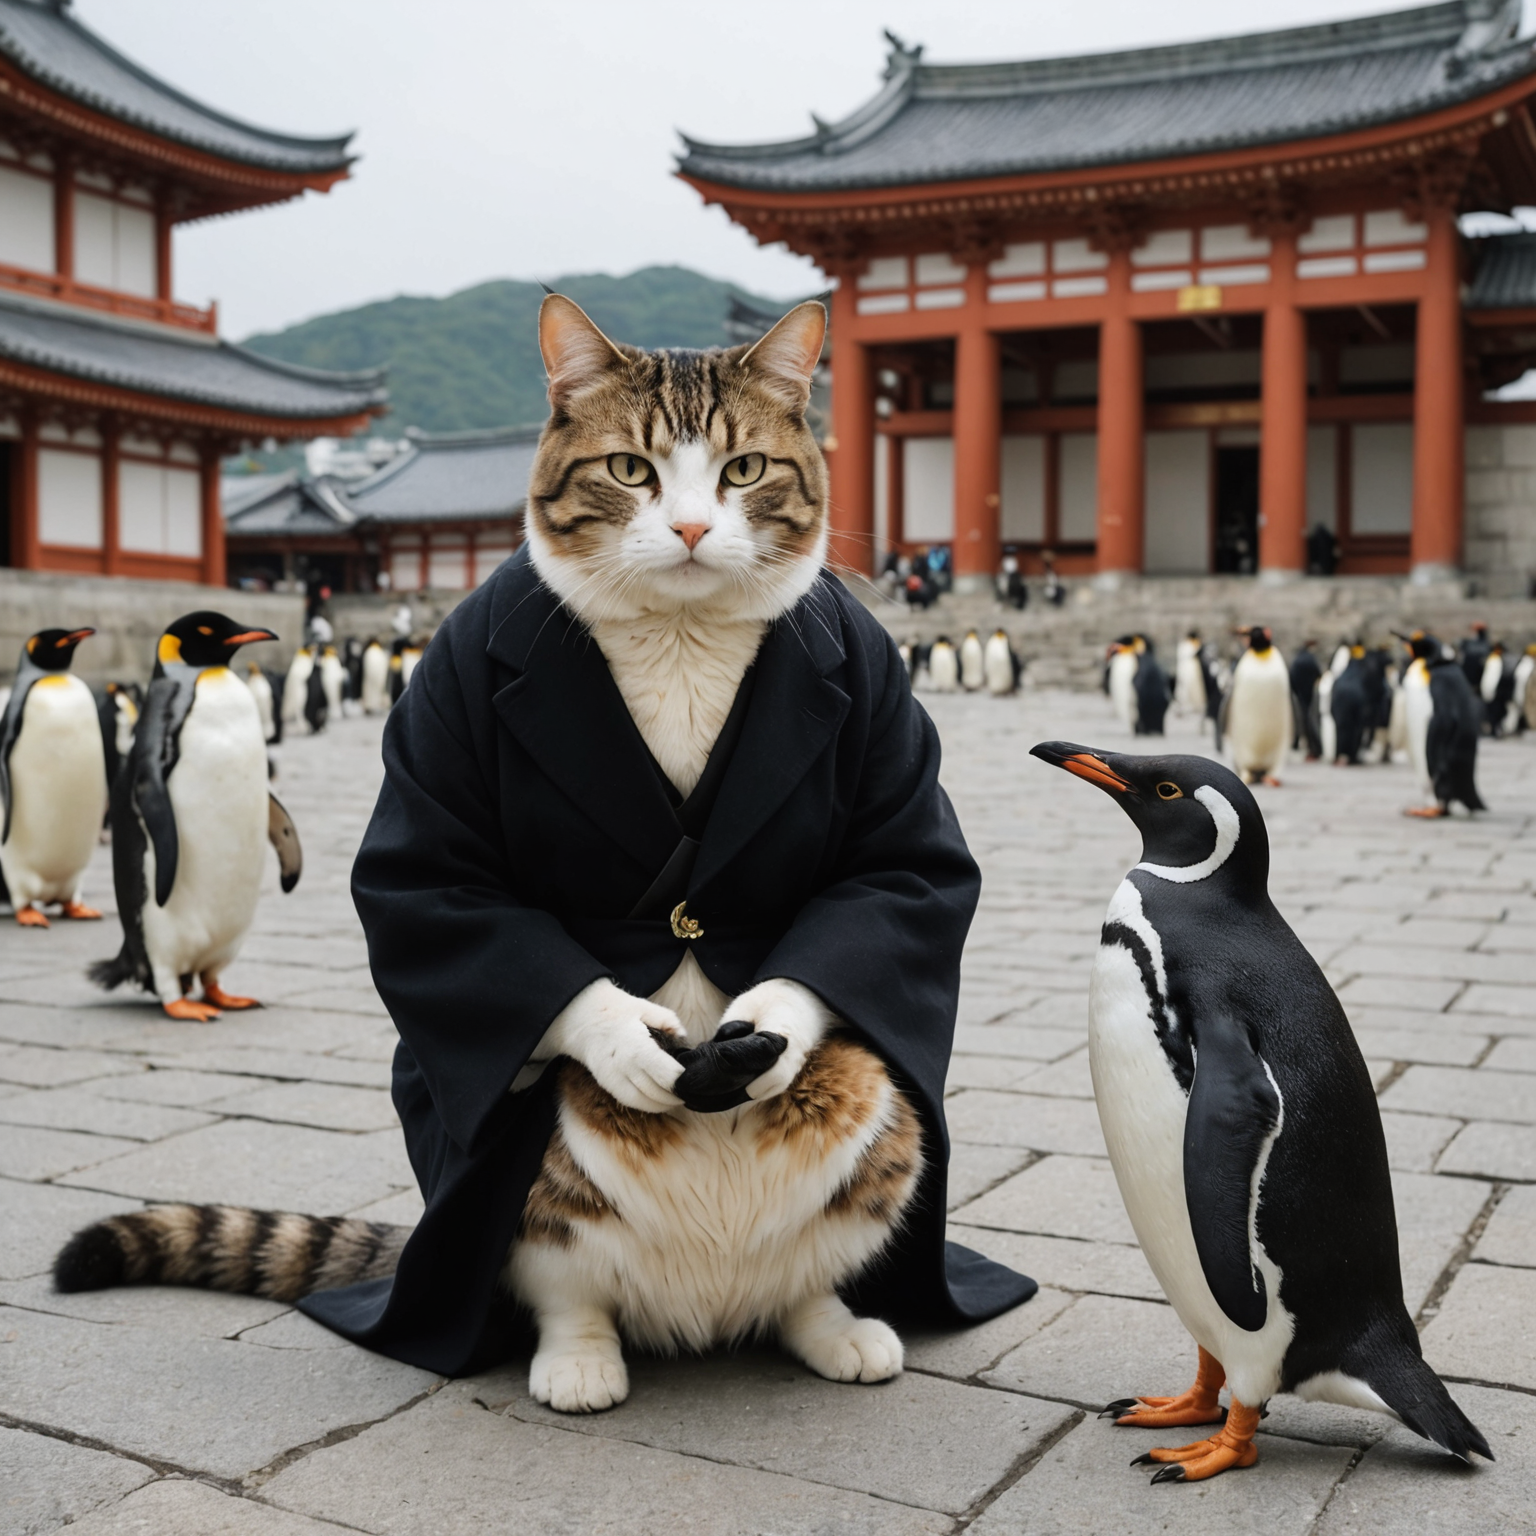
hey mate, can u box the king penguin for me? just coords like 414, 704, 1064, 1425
1515, 644, 1536, 733
959, 628, 985, 691
1106, 637, 1140, 731
1399, 632, 1485, 819
0, 628, 105, 926
1133, 640, 1171, 736
1030, 740, 1491, 1482
97, 681, 141, 796
243, 662, 276, 744
1220, 627, 1293, 785
983, 628, 1021, 695
281, 644, 314, 728
361, 639, 389, 714
318, 644, 346, 722
89, 613, 303, 1020
1174, 632, 1206, 719
927, 636, 959, 693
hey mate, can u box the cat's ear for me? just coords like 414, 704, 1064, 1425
741, 302, 826, 407
539, 294, 625, 409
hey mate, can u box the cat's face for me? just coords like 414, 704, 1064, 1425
525, 297, 827, 624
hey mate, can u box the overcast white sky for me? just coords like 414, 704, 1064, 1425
71, 0, 1532, 338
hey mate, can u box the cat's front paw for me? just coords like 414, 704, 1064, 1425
722, 979, 835, 1102
782, 1295, 904, 1384
529, 1344, 630, 1413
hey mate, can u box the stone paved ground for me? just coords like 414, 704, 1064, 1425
1, 689, 1533, 1535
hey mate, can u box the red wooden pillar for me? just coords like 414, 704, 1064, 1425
1259, 229, 1307, 578
952, 270, 1001, 589
16, 413, 39, 569
53, 153, 73, 280
199, 446, 225, 588
1411, 207, 1463, 580
155, 202, 174, 304
1096, 249, 1144, 580
101, 422, 121, 577
826, 278, 874, 575
885, 432, 905, 547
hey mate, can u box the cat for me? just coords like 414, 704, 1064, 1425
55, 296, 926, 1414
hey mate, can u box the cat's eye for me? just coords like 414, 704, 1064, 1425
1156, 782, 1183, 800
721, 453, 765, 487
607, 453, 654, 487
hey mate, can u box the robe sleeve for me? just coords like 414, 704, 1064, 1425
351, 620, 610, 1155
753, 619, 979, 1104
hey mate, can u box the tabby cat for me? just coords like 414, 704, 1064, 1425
55, 297, 925, 1413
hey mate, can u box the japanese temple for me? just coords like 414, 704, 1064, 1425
0, 0, 385, 585
679, 0, 1536, 591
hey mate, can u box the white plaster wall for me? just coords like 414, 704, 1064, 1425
37, 449, 101, 549
73, 190, 156, 296
1058, 433, 1098, 541
903, 437, 955, 542
1351, 422, 1414, 534
0, 165, 54, 272
1144, 430, 1209, 573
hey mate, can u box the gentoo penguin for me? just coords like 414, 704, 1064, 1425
1106, 637, 1140, 731
1133, 641, 1170, 736
0, 628, 105, 927
1220, 627, 1292, 786
89, 613, 303, 1020
927, 636, 958, 693
1173, 632, 1206, 719
318, 645, 346, 722
983, 628, 1021, 696
97, 681, 141, 793
1030, 741, 1492, 1481
1399, 633, 1485, 819
281, 645, 314, 728
1288, 642, 1322, 759
243, 662, 276, 744
361, 639, 389, 714
959, 629, 985, 691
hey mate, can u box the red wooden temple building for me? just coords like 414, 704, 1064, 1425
0, 0, 385, 585
680, 0, 1536, 590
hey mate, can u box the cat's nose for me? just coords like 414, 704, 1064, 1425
673, 523, 710, 552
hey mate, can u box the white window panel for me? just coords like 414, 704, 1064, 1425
38, 449, 102, 548
988, 280, 1045, 303
875, 433, 890, 550
1053, 275, 1107, 298
391, 544, 423, 591
427, 538, 469, 590
857, 257, 908, 291
474, 542, 515, 585
1298, 256, 1357, 280
0, 164, 54, 272
164, 467, 201, 556
1351, 422, 1414, 534
1131, 269, 1192, 292
914, 252, 966, 286
1144, 430, 1209, 574
1363, 209, 1427, 247
120, 461, 201, 555
1363, 249, 1426, 274
1000, 435, 1045, 542
1299, 214, 1355, 253
856, 292, 909, 316
1200, 225, 1271, 261
115, 202, 156, 296
902, 437, 954, 542
1058, 433, 1098, 541
0, 415, 18, 439
1198, 264, 1270, 286
73, 191, 116, 287
1132, 229, 1193, 267
988, 242, 1045, 279
914, 287, 965, 310
1051, 238, 1108, 274
1307, 425, 1337, 532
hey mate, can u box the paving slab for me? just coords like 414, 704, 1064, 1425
1013, 1050, 1095, 1099
946, 1090, 1108, 1157
0, 1304, 436, 1481
953, 1022, 1085, 1061
139, 1046, 391, 1089
206, 1080, 399, 1133
57, 1479, 353, 1535
0, 1122, 138, 1181
1421, 1263, 1536, 1391
1437, 1121, 1536, 1181
906, 1289, 1078, 1380
1393, 1170, 1493, 1314
1351, 1025, 1488, 1068
93, 1068, 286, 1107
946, 1053, 1035, 1093
1381, 1110, 1464, 1173
1480, 1037, 1536, 1074
0, 1045, 142, 1089
952, 1155, 1137, 1245
0, 1424, 151, 1536
262, 1388, 953, 1535
0, 1272, 290, 1337
1474, 1184, 1536, 1267
1452, 983, 1536, 1021
0, 1176, 141, 1280
947, 1142, 1035, 1210
949, 1222, 1163, 1301
0, 1084, 214, 1141
1379, 1066, 1536, 1125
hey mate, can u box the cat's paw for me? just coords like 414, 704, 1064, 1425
722, 979, 835, 1103
529, 1345, 630, 1413
782, 1294, 904, 1384
542, 979, 684, 1114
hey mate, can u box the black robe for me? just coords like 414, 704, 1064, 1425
301, 548, 1035, 1374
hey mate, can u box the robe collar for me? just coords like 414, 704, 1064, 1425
486, 547, 850, 891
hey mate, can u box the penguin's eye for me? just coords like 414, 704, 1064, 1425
1156, 782, 1184, 800
607, 453, 654, 488
721, 453, 765, 487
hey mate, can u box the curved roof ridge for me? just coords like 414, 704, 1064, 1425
0, 0, 353, 172
403, 423, 547, 448
222, 339, 388, 391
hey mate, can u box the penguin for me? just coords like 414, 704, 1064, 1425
1480, 644, 1515, 738
342, 637, 365, 714
1028, 740, 1492, 1482
1219, 627, 1292, 786
1199, 642, 1224, 744
243, 663, 276, 744
927, 636, 958, 693
400, 638, 424, 690
361, 639, 390, 715
1459, 623, 1490, 694
1329, 645, 1373, 764
0, 628, 106, 927
1106, 637, 1140, 731
1515, 644, 1536, 733
304, 658, 328, 735
983, 628, 1021, 696
89, 613, 302, 1021
1174, 632, 1206, 719
1288, 642, 1322, 759
97, 681, 141, 794
896, 640, 915, 688
1386, 660, 1409, 761
959, 629, 985, 692
1399, 632, 1485, 819
281, 645, 314, 728
1133, 641, 1171, 736
318, 645, 346, 723
388, 637, 408, 705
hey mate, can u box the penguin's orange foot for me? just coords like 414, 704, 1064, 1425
163, 997, 221, 1022
1405, 805, 1447, 819
15, 906, 49, 927
201, 982, 259, 1010
60, 901, 102, 920
1133, 1401, 1260, 1484
1105, 1346, 1226, 1429
1262, 775, 1283, 787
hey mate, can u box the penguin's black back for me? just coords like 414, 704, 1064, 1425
1427, 661, 1484, 811
1133, 652, 1169, 734
1330, 659, 1370, 762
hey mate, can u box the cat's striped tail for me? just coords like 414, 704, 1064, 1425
53, 1205, 409, 1304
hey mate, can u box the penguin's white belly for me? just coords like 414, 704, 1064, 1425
983, 640, 1012, 695
1108, 658, 1137, 729
1404, 670, 1433, 797
1, 677, 105, 906
320, 657, 345, 714
960, 640, 984, 690
1227, 662, 1290, 777
281, 658, 311, 723
1175, 655, 1205, 714
1089, 934, 1294, 1406
361, 650, 388, 711
140, 672, 269, 993
928, 648, 957, 692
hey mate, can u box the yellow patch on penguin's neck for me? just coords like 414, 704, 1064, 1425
158, 634, 182, 665
33, 673, 70, 688
195, 666, 233, 687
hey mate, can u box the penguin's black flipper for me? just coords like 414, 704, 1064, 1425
89, 759, 152, 993
1183, 1012, 1280, 1333
267, 794, 303, 893
132, 671, 199, 907
0, 658, 41, 843
1214, 683, 1230, 755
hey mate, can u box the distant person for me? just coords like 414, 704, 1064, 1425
1041, 551, 1065, 607
392, 601, 413, 639
997, 554, 1028, 610
1306, 523, 1340, 575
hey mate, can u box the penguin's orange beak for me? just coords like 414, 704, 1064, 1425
224, 629, 278, 646
1029, 741, 1135, 793
59, 628, 95, 646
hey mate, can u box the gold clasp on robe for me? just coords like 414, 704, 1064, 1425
670, 901, 703, 941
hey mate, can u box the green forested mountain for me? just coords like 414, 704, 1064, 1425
241, 266, 796, 434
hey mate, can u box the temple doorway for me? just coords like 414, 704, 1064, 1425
1214, 444, 1259, 574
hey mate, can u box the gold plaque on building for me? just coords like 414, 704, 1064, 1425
1177, 284, 1223, 312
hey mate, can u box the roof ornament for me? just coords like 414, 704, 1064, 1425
1448, 0, 1521, 75
882, 29, 924, 81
